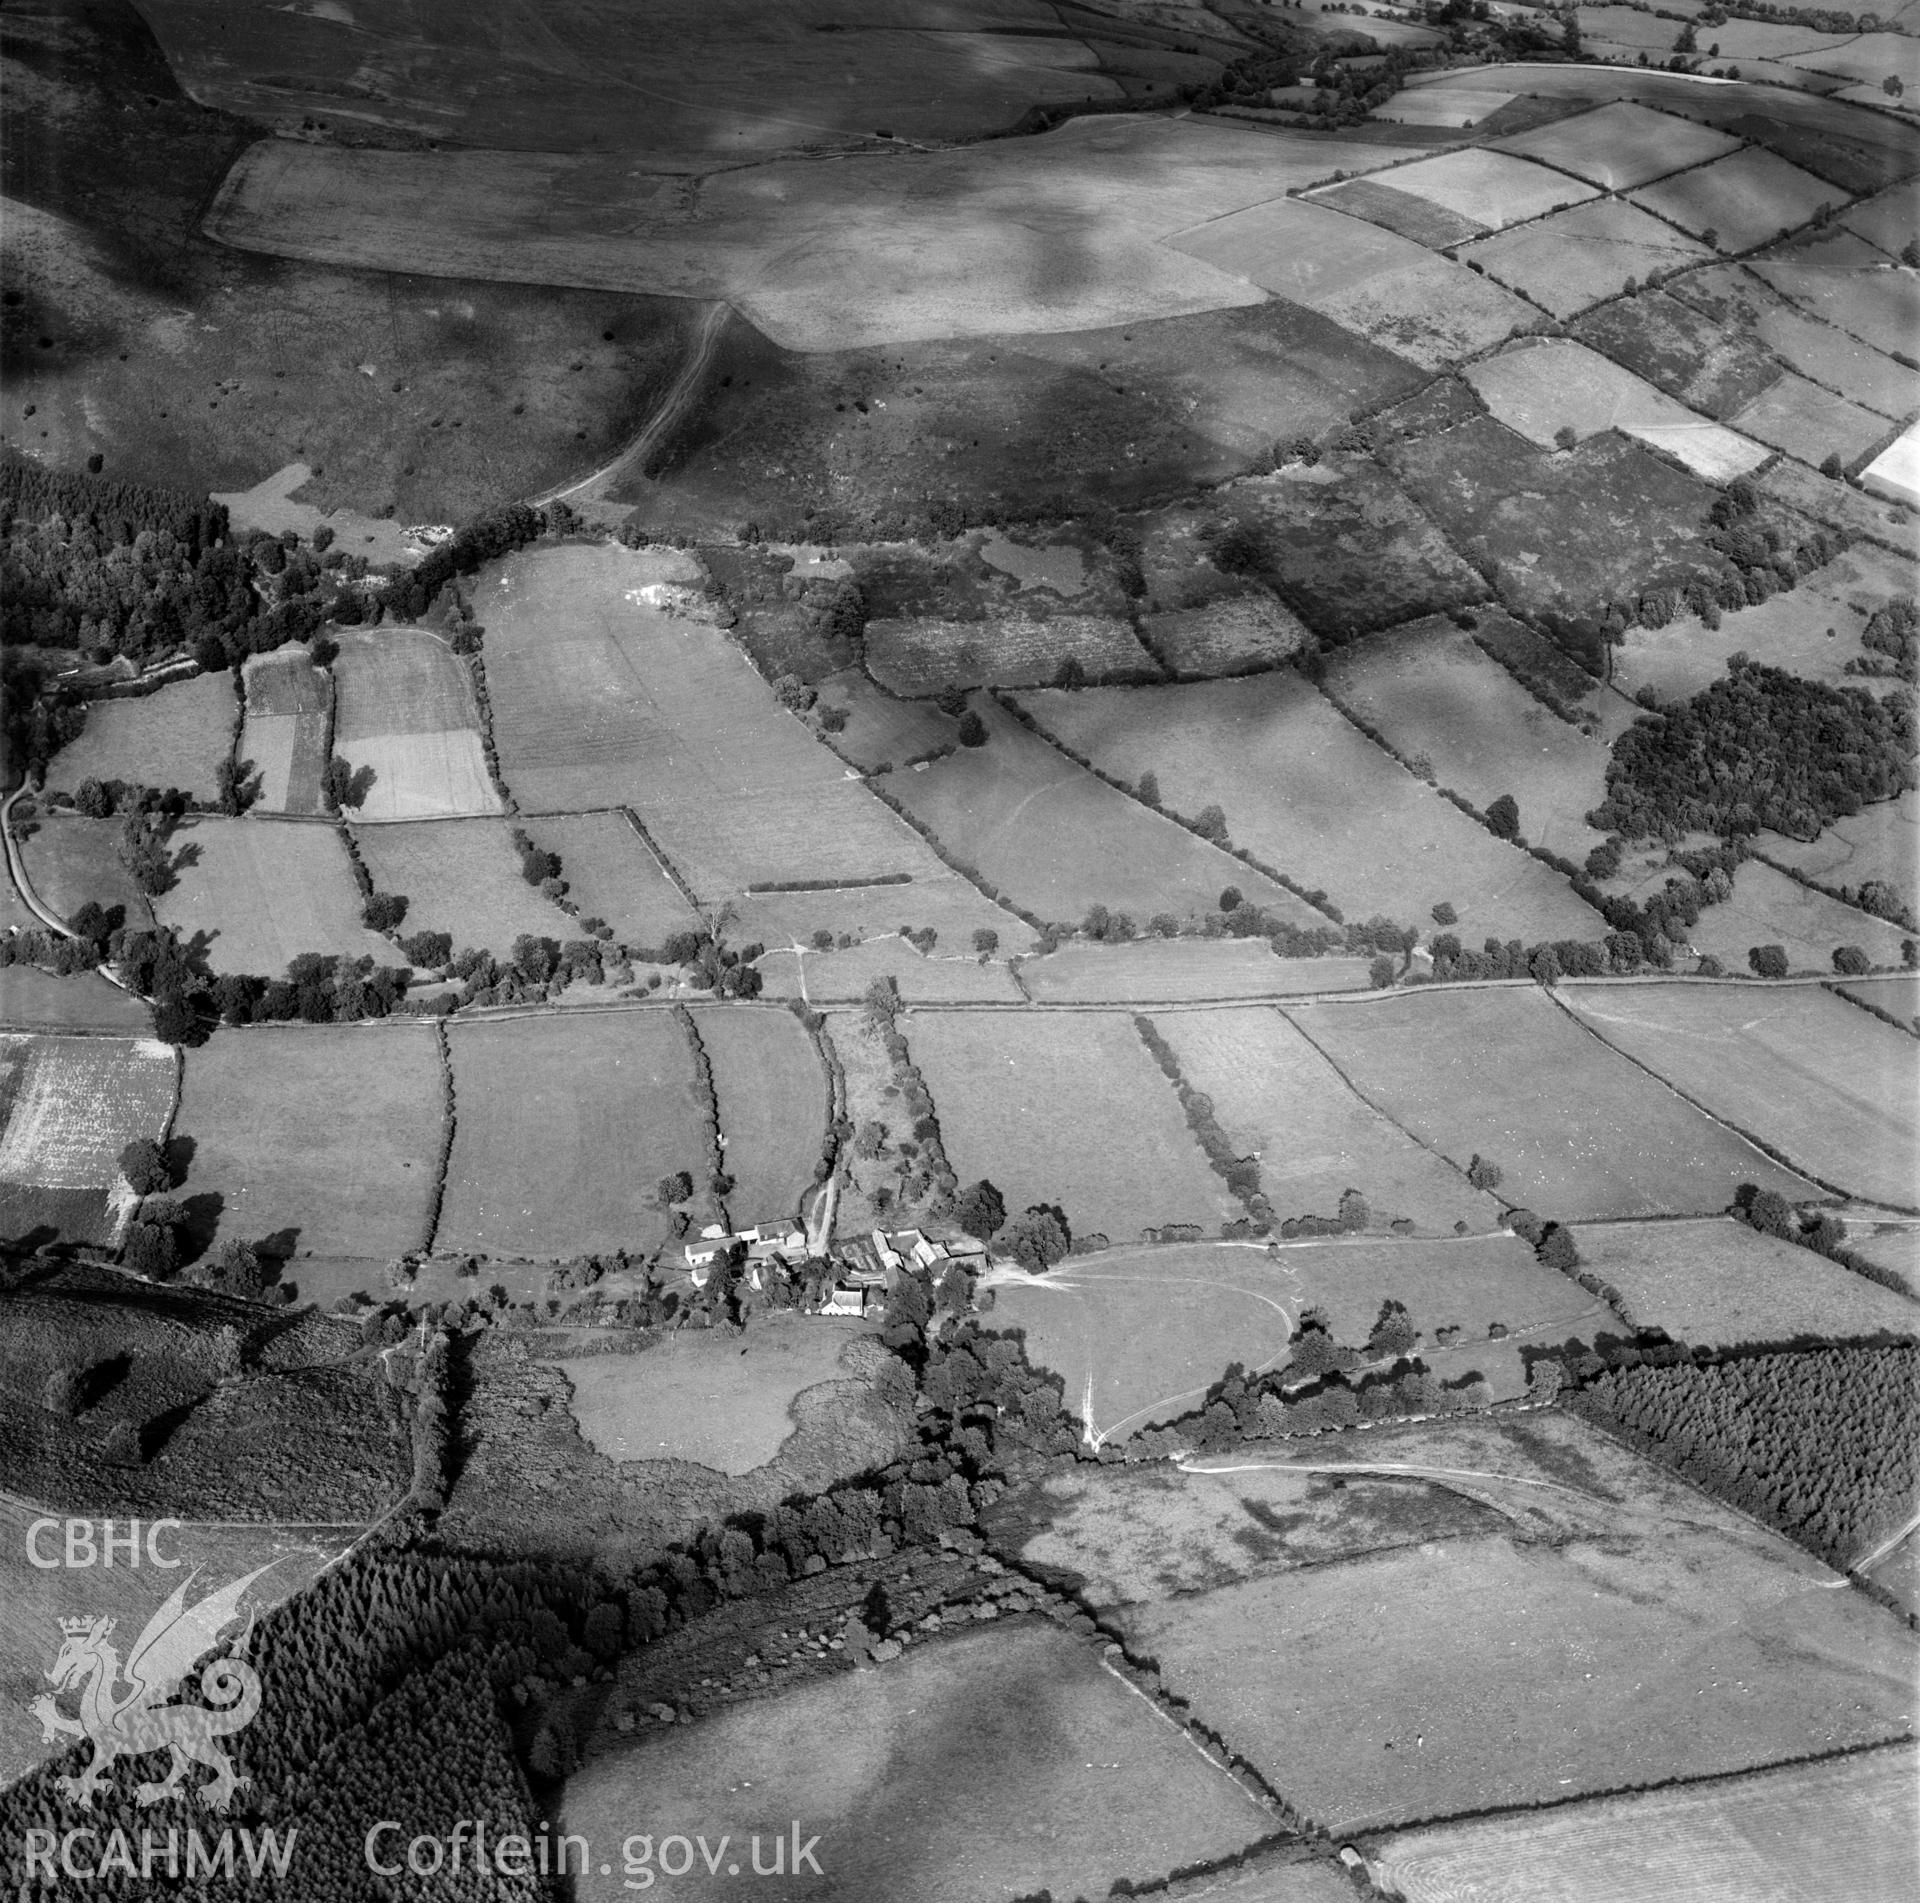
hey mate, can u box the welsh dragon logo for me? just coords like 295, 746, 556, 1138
29, 1564, 272, 1812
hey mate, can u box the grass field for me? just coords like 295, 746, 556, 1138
761, 938, 1027, 1008
733, 871, 1029, 959
1289, 987, 1818, 1219
0, 968, 151, 1035
1324, 621, 1611, 862
815, 671, 962, 772
516, 812, 702, 949
555, 1318, 870, 1476
1141, 591, 1311, 678
1018, 942, 1372, 1004
1672, 262, 1917, 420
692, 1006, 827, 1227
1121, 1473, 1913, 1829
1764, 792, 1916, 901
864, 613, 1161, 696
44, 672, 237, 805
1492, 98, 1742, 189
1564, 982, 1920, 1209
1837, 975, 1920, 1036
240, 645, 329, 815
1571, 288, 1788, 420
0, 1494, 350, 1790
907, 1009, 1239, 1242
352, 818, 577, 958
1463, 339, 1768, 480
1373, 1741, 1920, 1903
1684, 858, 1913, 975
173, 1023, 444, 1261
17, 815, 156, 932
1631, 146, 1843, 253
883, 693, 1313, 930
440, 1012, 707, 1259
331, 627, 499, 822
1574, 1215, 1919, 1347
1752, 236, 1920, 362
560, 1620, 1273, 1903
1458, 196, 1715, 320
1845, 177, 1920, 257
1023, 674, 1605, 941
1168, 193, 1540, 368
482, 543, 957, 901
152, 816, 390, 976
1156, 1006, 1501, 1235
1307, 175, 1487, 248
0, 1033, 174, 1246
1729, 369, 1896, 470
1364, 148, 1597, 228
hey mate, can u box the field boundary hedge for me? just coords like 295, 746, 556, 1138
421, 1020, 457, 1256
672, 1003, 732, 1228
1132, 1014, 1266, 1229
785, 1000, 847, 1188
619, 806, 704, 915
748, 873, 912, 894
1823, 978, 1919, 1040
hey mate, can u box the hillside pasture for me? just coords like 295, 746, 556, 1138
1017, 941, 1371, 1004
152, 817, 390, 976
1167, 194, 1542, 368
1631, 146, 1845, 253
17, 815, 156, 932
1352, 148, 1596, 229
1751, 238, 1920, 362
1728, 369, 1896, 470
907, 1009, 1239, 1243
556, 1318, 868, 1475
174, 1023, 444, 1261
1288, 986, 1819, 1219
883, 693, 1314, 930
331, 627, 498, 821
560, 1620, 1273, 1903
1306, 176, 1487, 249
1139, 592, 1312, 677
1464, 338, 1768, 481
1574, 1215, 1919, 1347
1571, 289, 1788, 420
352, 818, 577, 959
1683, 858, 1913, 975
1022, 673, 1606, 941
864, 613, 1161, 696
440, 1013, 707, 1259
1155, 1006, 1501, 1235
1323, 621, 1611, 862
691, 1006, 827, 1228
0, 1034, 174, 1246
240, 646, 329, 815
1373, 1742, 1920, 1903
814, 670, 961, 772
1564, 981, 1920, 1209
0, 968, 152, 1035
45, 671, 237, 805
1458, 197, 1715, 319
1844, 177, 1920, 257
516, 813, 702, 950
1760, 792, 1917, 904
1491, 98, 1742, 189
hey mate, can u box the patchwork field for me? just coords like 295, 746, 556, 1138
331, 626, 499, 821
0, 968, 152, 1035
352, 818, 577, 959
1306, 174, 1487, 249
17, 815, 156, 931
692, 1005, 827, 1228
1323, 621, 1611, 862
732, 870, 1029, 958
0, 1033, 174, 1246
883, 693, 1313, 930
516, 812, 702, 950
1355, 148, 1596, 230
560, 1621, 1273, 1903
1632, 146, 1844, 253
815, 671, 962, 772
1022, 673, 1605, 940
482, 543, 959, 900
906, 1009, 1239, 1243
1729, 368, 1897, 470
173, 1023, 445, 1260
1845, 177, 1920, 257
1017, 941, 1372, 1004
152, 816, 390, 976
556, 1319, 870, 1475
1459, 196, 1715, 320
240, 645, 329, 815
44, 671, 237, 805
1684, 858, 1913, 975
1464, 338, 1769, 480
1752, 237, 1920, 362
1564, 982, 1920, 1209
863, 613, 1160, 696
759, 937, 1026, 1007
1140, 591, 1312, 678
1290, 987, 1818, 1220
1491, 98, 1742, 191
440, 1012, 708, 1259
1575, 1215, 1919, 1348
1168, 193, 1541, 369
1155, 1007, 1500, 1235
1571, 288, 1787, 420
1373, 1742, 1920, 1903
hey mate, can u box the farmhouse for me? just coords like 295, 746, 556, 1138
685, 1216, 807, 1286
822, 1284, 872, 1317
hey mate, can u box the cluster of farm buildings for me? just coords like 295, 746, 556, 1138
685, 1220, 988, 1316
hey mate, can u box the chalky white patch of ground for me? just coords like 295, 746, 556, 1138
1465, 339, 1770, 479
203, 117, 1434, 348
1862, 418, 1920, 510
